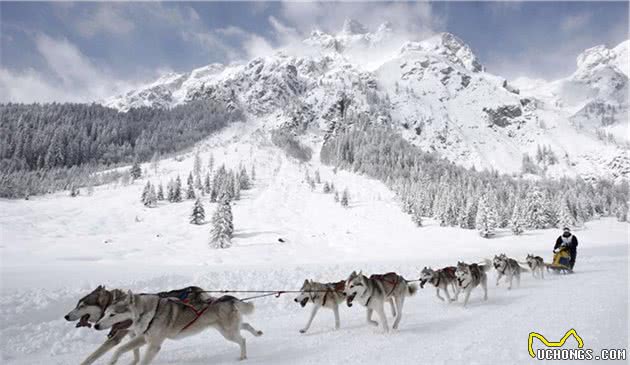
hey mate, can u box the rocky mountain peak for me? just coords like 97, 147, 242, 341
340, 18, 368, 35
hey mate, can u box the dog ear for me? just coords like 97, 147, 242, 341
303, 279, 308, 286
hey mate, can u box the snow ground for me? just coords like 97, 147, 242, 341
1, 124, 628, 364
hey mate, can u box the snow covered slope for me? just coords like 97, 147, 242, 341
103, 21, 629, 181
1, 123, 628, 364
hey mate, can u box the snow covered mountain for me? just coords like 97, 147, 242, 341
104, 21, 629, 181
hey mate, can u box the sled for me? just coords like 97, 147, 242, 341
547, 246, 572, 274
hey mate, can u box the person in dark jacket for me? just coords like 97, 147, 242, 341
554, 227, 578, 270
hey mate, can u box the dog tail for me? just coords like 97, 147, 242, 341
407, 283, 418, 296
235, 300, 255, 315
479, 258, 492, 272
518, 264, 530, 272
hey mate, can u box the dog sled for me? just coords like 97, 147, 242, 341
547, 246, 572, 274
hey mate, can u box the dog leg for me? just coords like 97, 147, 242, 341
366, 308, 378, 326
218, 325, 248, 360
389, 298, 397, 317
80, 331, 126, 365
376, 306, 389, 333
462, 288, 471, 307
332, 304, 340, 330
138, 341, 162, 365
507, 272, 513, 290
482, 275, 488, 301
443, 286, 452, 303
540, 267, 544, 280
516, 272, 521, 288
392, 296, 405, 330
495, 273, 503, 287
451, 283, 460, 301
435, 287, 445, 302
107, 336, 146, 365
241, 323, 263, 337
299, 305, 319, 333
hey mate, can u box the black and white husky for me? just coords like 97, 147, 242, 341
454, 260, 491, 307
419, 266, 459, 303
493, 253, 528, 289
293, 279, 346, 333
94, 290, 263, 364
525, 254, 546, 279
344, 271, 417, 332
64, 285, 206, 365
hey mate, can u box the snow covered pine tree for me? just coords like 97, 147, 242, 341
190, 198, 205, 225
210, 198, 233, 248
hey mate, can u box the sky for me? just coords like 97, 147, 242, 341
0, 1, 628, 103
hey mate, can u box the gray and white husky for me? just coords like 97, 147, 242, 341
525, 254, 545, 279
493, 253, 528, 289
64, 285, 207, 365
294, 279, 346, 333
454, 260, 491, 307
95, 290, 263, 364
344, 271, 417, 332
419, 266, 459, 303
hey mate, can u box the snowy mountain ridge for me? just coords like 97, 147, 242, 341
104, 20, 629, 181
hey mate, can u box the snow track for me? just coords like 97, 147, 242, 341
1, 127, 628, 364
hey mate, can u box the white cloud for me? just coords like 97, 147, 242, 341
279, 1, 441, 40
76, 4, 135, 37
0, 34, 138, 103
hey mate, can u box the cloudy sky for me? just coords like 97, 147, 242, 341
1, 1, 627, 103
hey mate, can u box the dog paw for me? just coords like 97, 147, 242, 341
256, 330, 263, 336
299, 329, 306, 334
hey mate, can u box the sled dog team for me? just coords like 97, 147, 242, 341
65, 253, 543, 364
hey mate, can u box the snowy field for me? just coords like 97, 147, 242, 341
1, 124, 628, 364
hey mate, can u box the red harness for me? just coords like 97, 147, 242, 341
176, 298, 214, 333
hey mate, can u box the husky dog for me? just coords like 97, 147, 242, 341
454, 261, 490, 307
344, 271, 417, 332
95, 291, 263, 364
419, 266, 459, 303
525, 254, 545, 279
294, 279, 346, 333
64, 285, 206, 365
493, 254, 528, 289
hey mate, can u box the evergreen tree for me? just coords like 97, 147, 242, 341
525, 188, 547, 229
314, 170, 321, 184
194, 174, 203, 192
615, 203, 628, 222
323, 182, 331, 193
510, 199, 525, 235
172, 176, 183, 202
341, 189, 349, 207
186, 181, 196, 200
157, 183, 165, 201
185, 172, 196, 199
233, 173, 241, 200
193, 150, 202, 177
557, 198, 576, 229
190, 198, 205, 225
167, 179, 175, 202
239, 167, 251, 190
251, 164, 256, 181
147, 184, 157, 207
141, 181, 151, 204
210, 199, 233, 248
204, 173, 212, 194
475, 194, 497, 238
334, 190, 339, 202
411, 208, 423, 227
130, 160, 142, 180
